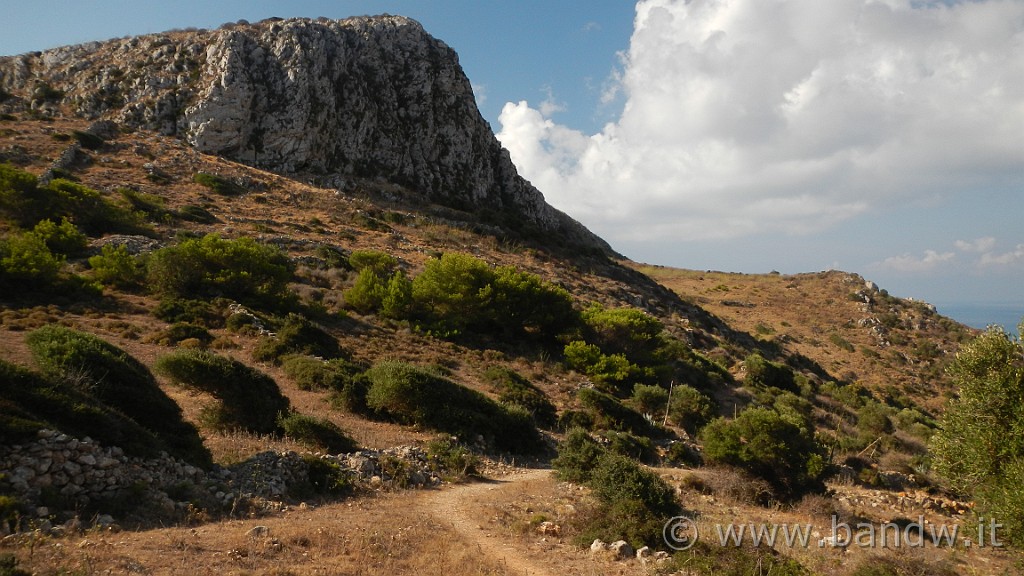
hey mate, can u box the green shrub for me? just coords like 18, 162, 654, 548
343, 268, 386, 313
347, 249, 398, 274
146, 234, 293, 308
0, 231, 63, 288
31, 217, 87, 256
88, 244, 144, 289
601, 430, 656, 462
193, 172, 243, 196
364, 360, 543, 453
154, 349, 289, 434
302, 456, 354, 496
380, 271, 413, 319
147, 322, 213, 347
282, 354, 365, 392
0, 163, 44, 226
177, 204, 217, 223
564, 340, 646, 395
580, 305, 664, 363
562, 447, 681, 549
0, 359, 176, 461
153, 297, 225, 328
930, 326, 1024, 547
631, 383, 669, 416
700, 406, 826, 502
552, 428, 607, 483
410, 252, 576, 340
45, 178, 145, 235
328, 373, 372, 416
743, 353, 798, 393
668, 384, 715, 433
857, 400, 894, 437
277, 412, 357, 454
252, 314, 341, 363
482, 366, 557, 428
24, 325, 210, 466
577, 387, 654, 436
426, 436, 480, 478
119, 188, 172, 222
557, 409, 594, 431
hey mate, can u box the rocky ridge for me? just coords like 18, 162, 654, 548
0, 15, 608, 252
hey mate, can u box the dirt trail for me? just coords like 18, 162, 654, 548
419, 469, 556, 576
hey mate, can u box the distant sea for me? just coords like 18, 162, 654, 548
935, 303, 1023, 336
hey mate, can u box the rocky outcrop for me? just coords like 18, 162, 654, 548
0, 16, 610, 252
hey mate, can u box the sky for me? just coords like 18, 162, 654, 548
2, 1, 1023, 328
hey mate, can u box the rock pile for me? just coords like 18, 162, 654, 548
0, 430, 442, 531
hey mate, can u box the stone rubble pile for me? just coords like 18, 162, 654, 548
0, 429, 441, 532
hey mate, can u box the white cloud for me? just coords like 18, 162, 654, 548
497, 0, 1024, 246
979, 244, 1024, 267
955, 237, 997, 253
876, 250, 956, 273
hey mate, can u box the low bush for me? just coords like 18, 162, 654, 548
88, 244, 144, 289
668, 541, 810, 576
631, 383, 668, 416
31, 218, 87, 256
0, 231, 63, 289
551, 428, 606, 483
0, 359, 171, 461
700, 406, 826, 502
26, 325, 211, 466
601, 430, 656, 463
277, 412, 357, 454
193, 172, 243, 196
119, 188, 172, 222
347, 249, 398, 275
176, 204, 217, 223
252, 314, 342, 363
482, 366, 557, 428
743, 353, 798, 393
301, 456, 354, 497
154, 349, 289, 434
564, 340, 647, 395
146, 234, 294, 308
363, 360, 543, 453
281, 354, 365, 392
153, 297, 225, 328
146, 322, 213, 347
426, 436, 480, 479
668, 384, 716, 434
577, 387, 655, 436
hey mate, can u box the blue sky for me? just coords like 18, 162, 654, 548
2, 1, 1023, 329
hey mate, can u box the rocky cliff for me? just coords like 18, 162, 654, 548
0, 15, 608, 251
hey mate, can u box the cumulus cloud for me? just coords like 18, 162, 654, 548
979, 244, 1024, 267
876, 249, 956, 273
497, 0, 1024, 245
955, 237, 997, 253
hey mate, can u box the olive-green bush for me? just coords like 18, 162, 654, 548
25, 325, 210, 466
252, 314, 341, 364
146, 234, 293, 308
482, 366, 557, 428
88, 244, 144, 289
277, 412, 358, 454
154, 349, 290, 434
700, 406, 826, 502
363, 360, 543, 453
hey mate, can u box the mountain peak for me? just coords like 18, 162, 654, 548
0, 15, 609, 252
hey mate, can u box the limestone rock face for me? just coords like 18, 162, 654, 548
0, 16, 609, 251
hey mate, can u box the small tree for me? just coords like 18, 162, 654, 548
931, 326, 1024, 546
701, 406, 825, 501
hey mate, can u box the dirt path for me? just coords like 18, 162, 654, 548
419, 469, 556, 576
